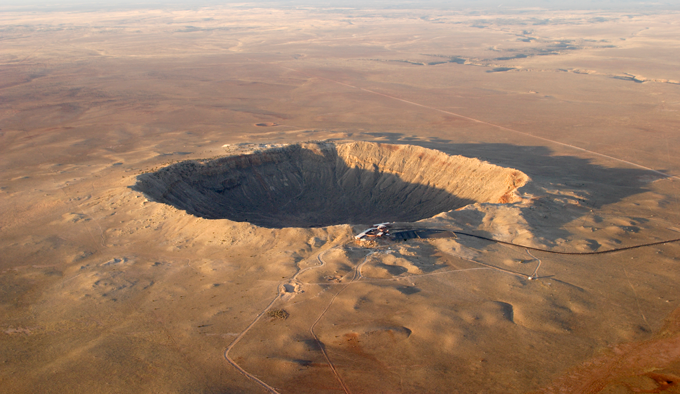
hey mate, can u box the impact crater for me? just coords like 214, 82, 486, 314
133, 141, 528, 228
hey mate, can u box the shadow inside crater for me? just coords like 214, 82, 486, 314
132, 142, 524, 228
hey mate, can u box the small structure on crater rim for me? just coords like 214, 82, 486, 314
354, 222, 457, 242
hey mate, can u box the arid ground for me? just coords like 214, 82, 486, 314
2, 4, 680, 393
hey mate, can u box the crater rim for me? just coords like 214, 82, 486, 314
132, 141, 529, 229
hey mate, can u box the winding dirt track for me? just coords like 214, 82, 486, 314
221, 238, 533, 393
223, 231, 680, 393
223, 292, 282, 394
222, 242, 386, 394
222, 243, 351, 394
455, 231, 680, 255
308, 248, 356, 394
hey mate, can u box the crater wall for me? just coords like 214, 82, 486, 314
133, 142, 529, 228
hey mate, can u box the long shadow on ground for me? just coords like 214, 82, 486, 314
350, 132, 667, 244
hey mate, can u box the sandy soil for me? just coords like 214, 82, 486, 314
1, 5, 680, 394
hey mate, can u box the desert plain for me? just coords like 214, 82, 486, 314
1, 2, 680, 393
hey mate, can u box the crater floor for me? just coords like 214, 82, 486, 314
133, 141, 528, 228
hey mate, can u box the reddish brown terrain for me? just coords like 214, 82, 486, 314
1, 4, 680, 393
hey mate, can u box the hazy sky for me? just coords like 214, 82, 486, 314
2, 0, 679, 12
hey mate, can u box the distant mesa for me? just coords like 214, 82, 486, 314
132, 142, 528, 228
255, 122, 278, 127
